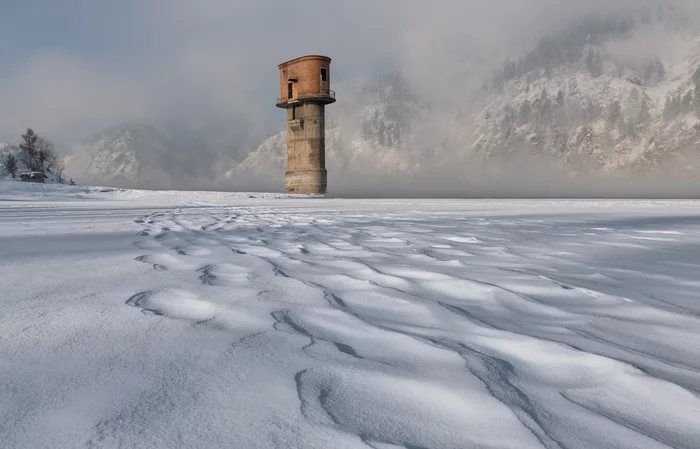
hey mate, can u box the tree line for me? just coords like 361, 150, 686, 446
663, 68, 700, 119
2, 128, 66, 182
488, 7, 673, 93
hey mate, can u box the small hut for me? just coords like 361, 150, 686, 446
20, 172, 47, 183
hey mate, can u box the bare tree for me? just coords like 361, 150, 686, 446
55, 162, 65, 183
3, 153, 18, 179
37, 137, 57, 172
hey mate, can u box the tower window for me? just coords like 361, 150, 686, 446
288, 82, 293, 99
321, 68, 328, 82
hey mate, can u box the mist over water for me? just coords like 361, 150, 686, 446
228, 154, 700, 199
2, 0, 700, 197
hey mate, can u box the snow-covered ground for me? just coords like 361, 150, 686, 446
2, 181, 700, 448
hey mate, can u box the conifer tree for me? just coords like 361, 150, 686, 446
19, 128, 40, 171
3, 153, 18, 179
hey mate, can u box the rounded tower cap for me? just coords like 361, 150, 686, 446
279, 55, 332, 69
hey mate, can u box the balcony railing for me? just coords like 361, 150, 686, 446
318, 89, 336, 99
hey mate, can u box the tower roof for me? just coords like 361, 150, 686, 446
278, 55, 332, 69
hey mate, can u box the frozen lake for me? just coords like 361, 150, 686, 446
2, 182, 700, 448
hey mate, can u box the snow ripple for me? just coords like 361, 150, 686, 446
117, 205, 700, 447
4, 198, 700, 448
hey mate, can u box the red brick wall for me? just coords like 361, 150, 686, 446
279, 55, 331, 102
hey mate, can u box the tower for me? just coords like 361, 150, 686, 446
276, 55, 336, 194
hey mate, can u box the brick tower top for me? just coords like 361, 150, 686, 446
276, 55, 336, 108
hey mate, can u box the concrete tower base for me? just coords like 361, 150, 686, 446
285, 102, 327, 195
285, 169, 327, 195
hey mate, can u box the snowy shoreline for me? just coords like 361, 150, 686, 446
2, 182, 700, 448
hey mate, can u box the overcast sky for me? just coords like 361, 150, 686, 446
0, 0, 691, 148
0, 1, 400, 145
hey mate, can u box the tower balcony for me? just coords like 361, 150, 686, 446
277, 90, 336, 108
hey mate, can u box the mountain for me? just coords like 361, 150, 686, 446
65, 123, 224, 189
234, 5, 700, 195
468, 12, 700, 177
59, 4, 700, 195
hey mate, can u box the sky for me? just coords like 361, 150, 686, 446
1, 0, 695, 155
0, 0, 402, 148
0, 0, 611, 147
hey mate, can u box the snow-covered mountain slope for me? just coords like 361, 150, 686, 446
65, 124, 223, 189
236, 7, 700, 191
4, 185, 700, 448
468, 15, 700, 176
65, 129, 141, 184
227, 74, 425, 187
227, 129, 340, 179
232, 131, 289, 176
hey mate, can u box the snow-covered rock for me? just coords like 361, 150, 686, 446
468, 15, 700, 176
65, 124, 222, 189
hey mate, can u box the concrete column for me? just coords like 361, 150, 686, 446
285, 103, 327, 194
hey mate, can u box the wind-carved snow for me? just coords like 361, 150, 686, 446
127, 289, 218, 321
3, 187, 700, 448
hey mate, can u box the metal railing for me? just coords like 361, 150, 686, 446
318, 89, 336, 99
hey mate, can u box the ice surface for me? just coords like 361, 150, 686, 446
2, 180, 700, 448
